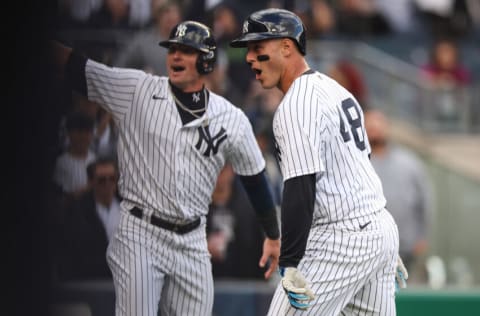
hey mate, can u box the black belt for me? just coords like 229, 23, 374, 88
129, 207, 201, 234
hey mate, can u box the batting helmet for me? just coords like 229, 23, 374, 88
230, 8, 306, 55
159, 21, 217, 74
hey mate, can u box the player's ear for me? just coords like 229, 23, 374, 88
281, 38, 294, 57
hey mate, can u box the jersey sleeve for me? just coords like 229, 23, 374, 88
227, 110, 266, 176
273, 97, 324, 181
85, 59, 146, 122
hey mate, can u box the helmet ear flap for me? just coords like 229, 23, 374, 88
196, 50, 216, 74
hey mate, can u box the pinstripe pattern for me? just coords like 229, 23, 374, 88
85, 59, 264, 221
107, 212, 214, 316
84, 59, 265, 315
268, 209, 398, 315
269, 71, 399, 315
273, 72, 385, 225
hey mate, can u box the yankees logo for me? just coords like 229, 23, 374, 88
192, 92, 200, 103
274, 139, 282, 162
176, 24, 188, 38
195, 125, 227, 157
243, 21, 249, 34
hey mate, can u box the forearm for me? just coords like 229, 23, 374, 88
51, 40, 88, 95
239, 170, 280, 240
279, 174, 315, 268
50, 40, 73, 80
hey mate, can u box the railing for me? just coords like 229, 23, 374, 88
307, 40, 480, 134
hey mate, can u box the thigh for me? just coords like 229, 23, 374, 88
343, 210, 399, 316
342, 265, 396, 316
268, 228, 384, 316
106, 212, 164, 316
267, 210, 399, 316
159, 223, 214, 316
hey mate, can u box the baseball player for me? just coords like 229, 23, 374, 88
230, 8, 407, 315
51, 20, 280, 316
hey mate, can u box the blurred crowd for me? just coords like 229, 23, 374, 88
46, 0, 478, 288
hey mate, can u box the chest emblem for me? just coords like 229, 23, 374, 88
195, 125, 228, 157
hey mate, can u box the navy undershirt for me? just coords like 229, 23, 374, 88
279, 174, 316, 268
169, 81, 208, 125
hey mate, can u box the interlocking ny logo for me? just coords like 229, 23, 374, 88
195, 125, 227, 157
176, 24, 188, 37
242, 21, 249, 34
274, 139, 282, 162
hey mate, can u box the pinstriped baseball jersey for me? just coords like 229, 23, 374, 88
272, 71, 386, 225
268, 70, 399, 316
85, 59, 265, 223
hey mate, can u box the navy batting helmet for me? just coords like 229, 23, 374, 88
159, 21, 217, 74
230, 8, 306, 55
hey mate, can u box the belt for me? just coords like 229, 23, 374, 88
129, 207, 201, 234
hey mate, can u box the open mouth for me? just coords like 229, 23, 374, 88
172, 66, 185, 72
253, 68, 262, 75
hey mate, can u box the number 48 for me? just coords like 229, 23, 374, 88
338, 98, 366, 151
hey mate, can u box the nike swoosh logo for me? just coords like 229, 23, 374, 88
359, 221, 371, 230
152, 95, 166, 100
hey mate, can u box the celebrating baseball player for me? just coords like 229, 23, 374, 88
51, 20, 280, 316
230, 8, 407, 315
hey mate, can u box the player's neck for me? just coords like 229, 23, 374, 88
170, 79, 205, 94
279, 58, 310, 93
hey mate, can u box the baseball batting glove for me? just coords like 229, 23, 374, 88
395, 256, 409, 292
280, 267, 315, 310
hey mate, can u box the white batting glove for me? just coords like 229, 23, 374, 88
395, 256, 409, 291
280, 267, 315, 310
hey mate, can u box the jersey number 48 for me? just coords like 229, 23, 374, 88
338, 98, 366, 151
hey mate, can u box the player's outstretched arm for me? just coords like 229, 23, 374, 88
239, 170, 281, 279
49, 40, 73, 80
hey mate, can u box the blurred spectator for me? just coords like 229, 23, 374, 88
58, 0, 152, 29
209, 1, 255, 95
365, 109, 432, 283
204, 48, 244, 106
243, 79, 284, 124
183, 0, 221, 23
420, 37, 472, 87
57, 0, 103, 28
113, 0, 183, 75
327, 60, 369, 109
59, 93, 118, 159
334, 0, 392, 37
295, 0, 337, 39
54, 157, 121, 282
466, 0, 480, 33
52, 111, 96, 206
94, 107, 119, 158
373, 0, 418, 33
414, 0, 474, 39
58, 92, 98, 153
211, 2, 243, 45
207, 164, 271, 280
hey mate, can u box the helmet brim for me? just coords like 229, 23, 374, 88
229, 33, 285, 48
159, 39, 210, 54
